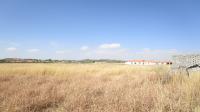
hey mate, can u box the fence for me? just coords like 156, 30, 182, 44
171, 54, 200, 75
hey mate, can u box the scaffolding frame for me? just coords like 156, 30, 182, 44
171, 54, 200, 76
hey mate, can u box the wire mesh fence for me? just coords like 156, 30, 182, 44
171, 54, 200, 75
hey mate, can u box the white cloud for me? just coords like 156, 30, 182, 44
99, 43, 121, 49
27, 49, 40, 53
80, 46, 89, 51
6, 47, 17, 51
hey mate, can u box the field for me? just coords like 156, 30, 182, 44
0, 63, 200, 112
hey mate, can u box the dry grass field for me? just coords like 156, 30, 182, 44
0, 63, 200, 112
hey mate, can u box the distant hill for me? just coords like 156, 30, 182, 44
0, 58, 42, 63
0, 58, 125, 63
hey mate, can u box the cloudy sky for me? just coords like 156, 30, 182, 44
0, 0, 200, 60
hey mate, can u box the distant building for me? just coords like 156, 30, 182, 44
125, 60, 171, 65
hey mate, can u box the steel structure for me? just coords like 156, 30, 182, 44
171, 54, 200, 76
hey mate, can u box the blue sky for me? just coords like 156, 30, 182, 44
0, 0, 200, 60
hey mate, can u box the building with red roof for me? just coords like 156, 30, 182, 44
125, 60, 172, 65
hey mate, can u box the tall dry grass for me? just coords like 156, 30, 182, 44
0, 63, 200, 112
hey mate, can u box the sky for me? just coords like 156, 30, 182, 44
0, 0, 200, 60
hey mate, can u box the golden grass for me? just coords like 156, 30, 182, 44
0, 63, 200, 112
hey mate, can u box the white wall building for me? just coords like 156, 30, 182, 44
125, 60, 171, 65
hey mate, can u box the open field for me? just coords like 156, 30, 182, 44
0, 63, 200, 112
